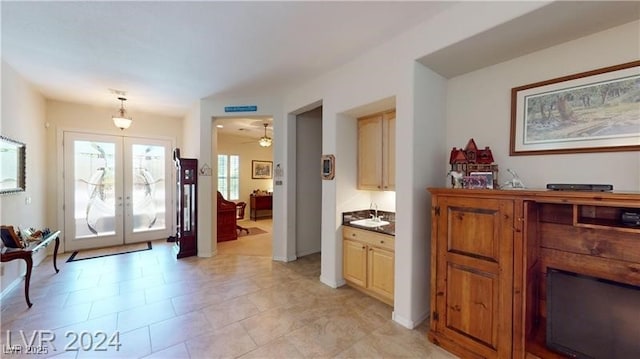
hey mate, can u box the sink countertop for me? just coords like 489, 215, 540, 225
342, 209, 395, 236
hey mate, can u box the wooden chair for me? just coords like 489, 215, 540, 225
236, 202, 249, 235
216, 191, 238, 242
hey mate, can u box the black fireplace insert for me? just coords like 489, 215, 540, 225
546, 268, 640, 359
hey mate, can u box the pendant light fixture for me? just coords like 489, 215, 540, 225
258, 123, 272, 147
112, 96, 132, 130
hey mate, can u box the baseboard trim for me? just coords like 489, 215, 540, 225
392, 311, 430, 329
0, 276, 23, 300
272, 255, 297, 262
320, 275, 345, 289
197, 250, 214, 258
296, 249, 320, 257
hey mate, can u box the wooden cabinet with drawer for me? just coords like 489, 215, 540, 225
342, 226, 395, 306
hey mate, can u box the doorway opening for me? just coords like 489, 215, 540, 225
295, 106, 323, 257
214, 116, 274, 257
63, 131, 173, 251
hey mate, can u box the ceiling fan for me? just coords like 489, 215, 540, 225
217, 119, 273, 146
238, 122, 272, 147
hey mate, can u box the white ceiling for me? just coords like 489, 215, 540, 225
1, 1, 455, 118
216, 116, 274, 140
3, 1, 638, 138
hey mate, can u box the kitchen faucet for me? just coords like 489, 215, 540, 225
370, 202, 380, 222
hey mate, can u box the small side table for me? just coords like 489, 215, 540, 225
1, 231, 61, 308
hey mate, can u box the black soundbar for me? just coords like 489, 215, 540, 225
546, 183, 613, 192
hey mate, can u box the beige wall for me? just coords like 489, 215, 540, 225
2, 4, 636, 324
216, 132, 273, 208
1, 80, 185, 295
0, 61, 48, 293
279, 4, 638, 328
46, 100, 184, 141
279, 1, 546, 328
183, 101, 201, 158
446, 20, 640, 191
45, 100, 184, 244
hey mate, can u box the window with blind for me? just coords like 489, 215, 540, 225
217, 154, 240, 200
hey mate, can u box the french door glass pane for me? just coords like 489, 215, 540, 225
131, 144, 166, 233
74, 141, 116, 238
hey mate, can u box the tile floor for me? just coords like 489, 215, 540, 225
215, 219, 272, 257
1, 236, 458, 359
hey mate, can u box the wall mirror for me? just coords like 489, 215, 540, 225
0, 135, 26, 194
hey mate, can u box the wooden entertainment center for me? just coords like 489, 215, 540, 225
427, 188, 640, 359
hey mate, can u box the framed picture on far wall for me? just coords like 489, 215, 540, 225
252, 160, 273, 179
510, 60, 640, 155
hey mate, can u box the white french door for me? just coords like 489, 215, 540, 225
63, 132, 172, 251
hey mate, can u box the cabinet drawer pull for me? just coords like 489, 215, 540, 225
380, 240, 384, 244
352, 233, 356, 237
362, 246, 366, 249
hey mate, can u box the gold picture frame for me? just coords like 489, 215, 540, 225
510, 60, 640, 155
251, 160, 273, 179
0, 135, 26, 195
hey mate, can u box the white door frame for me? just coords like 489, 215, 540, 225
62, 131, 173, 251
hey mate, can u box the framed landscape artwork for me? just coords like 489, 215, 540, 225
510, 60, 640, 155
251, 160, 273, 179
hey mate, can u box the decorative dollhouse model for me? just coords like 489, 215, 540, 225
449, 138, 498, 188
